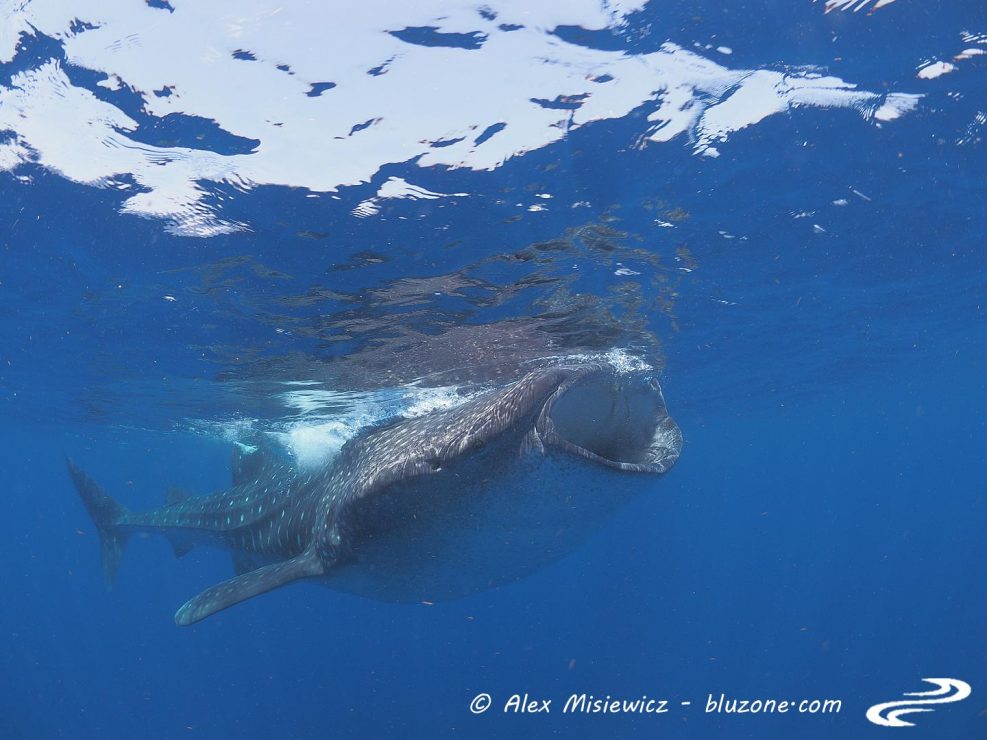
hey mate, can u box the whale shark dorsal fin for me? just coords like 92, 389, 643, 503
166, 486, 190, 506
174, 549, 325, 626
231, 442, 278, 487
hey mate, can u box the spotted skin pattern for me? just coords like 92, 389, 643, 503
68, 362, 682, 625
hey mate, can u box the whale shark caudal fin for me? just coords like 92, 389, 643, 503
174, 548, 326, 626
66, 457, 129, 588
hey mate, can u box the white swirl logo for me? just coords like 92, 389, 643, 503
866, 678, 972, 727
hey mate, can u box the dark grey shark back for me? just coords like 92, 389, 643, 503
68, 361, 683, 625
325, 364, 597, 503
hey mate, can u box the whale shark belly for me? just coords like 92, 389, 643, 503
322, 452, 647, 602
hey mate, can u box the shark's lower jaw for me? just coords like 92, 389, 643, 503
538, 370, 683, 473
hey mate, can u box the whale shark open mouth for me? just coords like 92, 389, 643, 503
538, 370, 683, 473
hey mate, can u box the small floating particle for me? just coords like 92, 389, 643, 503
163, 295, 176, 302
75, 529, 86, 536
421, 600, 434, 606
568, 659, 577, 670
813, 224, 827, 234
832, 198, 848, 206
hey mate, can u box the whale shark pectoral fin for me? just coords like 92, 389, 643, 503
174, 549, 325, 626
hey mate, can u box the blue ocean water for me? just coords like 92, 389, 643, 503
2, 1, 986, 738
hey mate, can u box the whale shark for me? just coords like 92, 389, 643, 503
68, 361, 682, 625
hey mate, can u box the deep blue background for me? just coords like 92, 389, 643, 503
2, 1, 987, 738
4, 368, 986, 738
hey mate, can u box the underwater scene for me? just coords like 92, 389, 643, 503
1, 1, 986, 738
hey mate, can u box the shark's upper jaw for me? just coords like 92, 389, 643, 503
535, 370, 682, 473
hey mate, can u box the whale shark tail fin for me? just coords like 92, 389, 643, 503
66, 457, 130, 588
